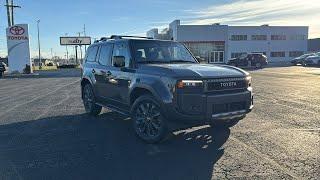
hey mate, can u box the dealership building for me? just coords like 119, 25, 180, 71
147, 20, 309, 63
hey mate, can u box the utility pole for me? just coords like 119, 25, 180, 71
65, 33, 69, 64
83, 24, 87, 53
5, 0, 21, 27
78, 32, 83, 64
37, 20, 41, 68
75, 46, 78, 65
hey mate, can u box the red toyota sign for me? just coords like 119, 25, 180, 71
10, 26, 25, 36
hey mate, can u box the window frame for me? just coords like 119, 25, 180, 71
271, 35, 286, 40
231, 35, 248, 41
270, 51, 286, 57
112, 41, 132, 68
251, 35, 267, 41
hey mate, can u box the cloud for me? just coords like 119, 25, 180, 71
180, 0, 320, 38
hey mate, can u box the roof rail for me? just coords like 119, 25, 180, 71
94, 37, 111, 43
110, 35, 153, 40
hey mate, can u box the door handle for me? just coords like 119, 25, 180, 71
100, 70, 112, 76
92, 69, 96, 74
106, 71, 112, 76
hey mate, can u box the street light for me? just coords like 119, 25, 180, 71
37, 19, 41, 68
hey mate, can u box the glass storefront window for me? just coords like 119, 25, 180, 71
183, 42, 225, 62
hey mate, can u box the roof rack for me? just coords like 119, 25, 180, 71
110, 35, 153, 40
94, 37, 110, 43
94, 35, 153, 43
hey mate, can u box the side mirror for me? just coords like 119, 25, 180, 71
113, 56, 125, 67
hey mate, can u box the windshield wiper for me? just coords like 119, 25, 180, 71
137, 60, 168, 64
169, 60, 195, 63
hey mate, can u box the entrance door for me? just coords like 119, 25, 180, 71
209, 51, 224, 63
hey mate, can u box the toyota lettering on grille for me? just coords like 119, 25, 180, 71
220, 81, 237, 88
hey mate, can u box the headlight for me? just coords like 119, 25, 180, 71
246, 76, 252, 87
177, 80, 203, 88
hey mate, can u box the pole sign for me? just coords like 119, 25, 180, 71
6, 24, 32, 74
60, 37, 91, 45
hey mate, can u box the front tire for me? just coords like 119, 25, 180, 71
82, 84, 102, 116
131, 95, 169, 144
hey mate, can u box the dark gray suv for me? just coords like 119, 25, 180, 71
81, 35, 254, 143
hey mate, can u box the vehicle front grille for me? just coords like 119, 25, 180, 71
212, 101, 246, 114
204, 78, 246, 91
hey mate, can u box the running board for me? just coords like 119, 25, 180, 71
95, 103, 130, 116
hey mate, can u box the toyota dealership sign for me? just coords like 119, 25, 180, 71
6, 24, 32, 73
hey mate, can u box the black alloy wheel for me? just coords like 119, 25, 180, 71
83, 84, 102, 116
131, 95, 168, 143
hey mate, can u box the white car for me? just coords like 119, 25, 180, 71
304, 53, 320, 66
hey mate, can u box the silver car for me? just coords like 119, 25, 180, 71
304, 52, 320, 66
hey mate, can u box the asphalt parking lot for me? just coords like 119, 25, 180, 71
0, 67, 319, 180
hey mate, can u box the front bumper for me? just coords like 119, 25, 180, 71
163, 90, 253, 125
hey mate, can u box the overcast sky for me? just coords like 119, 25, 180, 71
0, 0, 319, 58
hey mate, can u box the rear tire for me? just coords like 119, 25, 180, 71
82, 84, 102, 116
131, 95, 169, 144
255, 62, 262, 69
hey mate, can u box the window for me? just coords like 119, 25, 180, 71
289, 51, 304, 57
252, 52, 267, 55
271, 52, 285, 57
183, 42, 225, 62
231, 52, 247, 58
290, 35, 306, 40
131, 41, 197, 63
231, 35, 247, 41
98, 44, 113, 66
271, 35, 286, 40
86, 46, 99, 62
251, 35, 267, 40
112, 42, 131, 67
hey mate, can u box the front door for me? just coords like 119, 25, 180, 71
209, 51, 224, 63
107, 41, 133, 107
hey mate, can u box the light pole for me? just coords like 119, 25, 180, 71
37, 19, 41, 68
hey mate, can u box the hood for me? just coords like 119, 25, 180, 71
138, 63, 248, 78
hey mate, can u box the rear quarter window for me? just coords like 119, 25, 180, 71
86, 46, 99, 62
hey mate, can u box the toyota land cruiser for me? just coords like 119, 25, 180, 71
81, 35, 254, 143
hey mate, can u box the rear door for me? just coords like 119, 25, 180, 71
84, 45, 99, 91
95, 43, 114, 99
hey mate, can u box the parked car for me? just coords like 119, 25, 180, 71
291, 53, 315, 65
81, 35, 254, 143
303, 53, 320, 66
0, 62, 7, 78
228, 53, 268, 68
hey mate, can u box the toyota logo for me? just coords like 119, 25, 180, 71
10, 26, 25, 35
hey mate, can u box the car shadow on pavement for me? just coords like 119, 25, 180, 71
0, 112, 230, 180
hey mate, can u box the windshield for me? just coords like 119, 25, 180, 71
131, 40, 197, 63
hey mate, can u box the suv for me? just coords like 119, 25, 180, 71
303, 52, 320, 67
291, 53, 315, 65
81, 36, 254, 143
228, 53, 268, 68
0, 62, 7, 78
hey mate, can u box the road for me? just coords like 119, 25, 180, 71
0, 67, 319, 180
